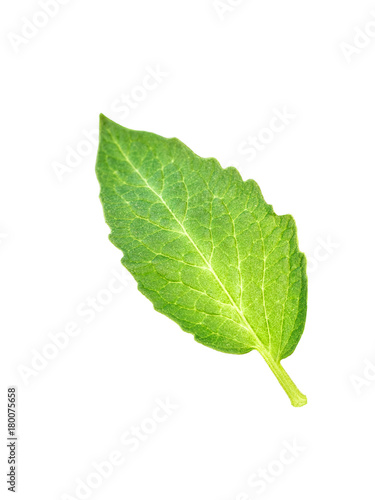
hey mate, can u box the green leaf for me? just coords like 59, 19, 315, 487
96, 115, 308, 407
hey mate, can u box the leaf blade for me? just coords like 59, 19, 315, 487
96, 115, 308, 405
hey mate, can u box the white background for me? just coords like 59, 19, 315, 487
1, 1, 375, 499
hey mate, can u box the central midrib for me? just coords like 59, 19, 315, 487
107, 131, 266, 352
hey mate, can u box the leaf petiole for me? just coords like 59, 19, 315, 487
259, 350, 307, 407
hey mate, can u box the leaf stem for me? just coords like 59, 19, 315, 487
259, 350, 307, 407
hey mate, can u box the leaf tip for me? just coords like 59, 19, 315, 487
99, 113, 110, 129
